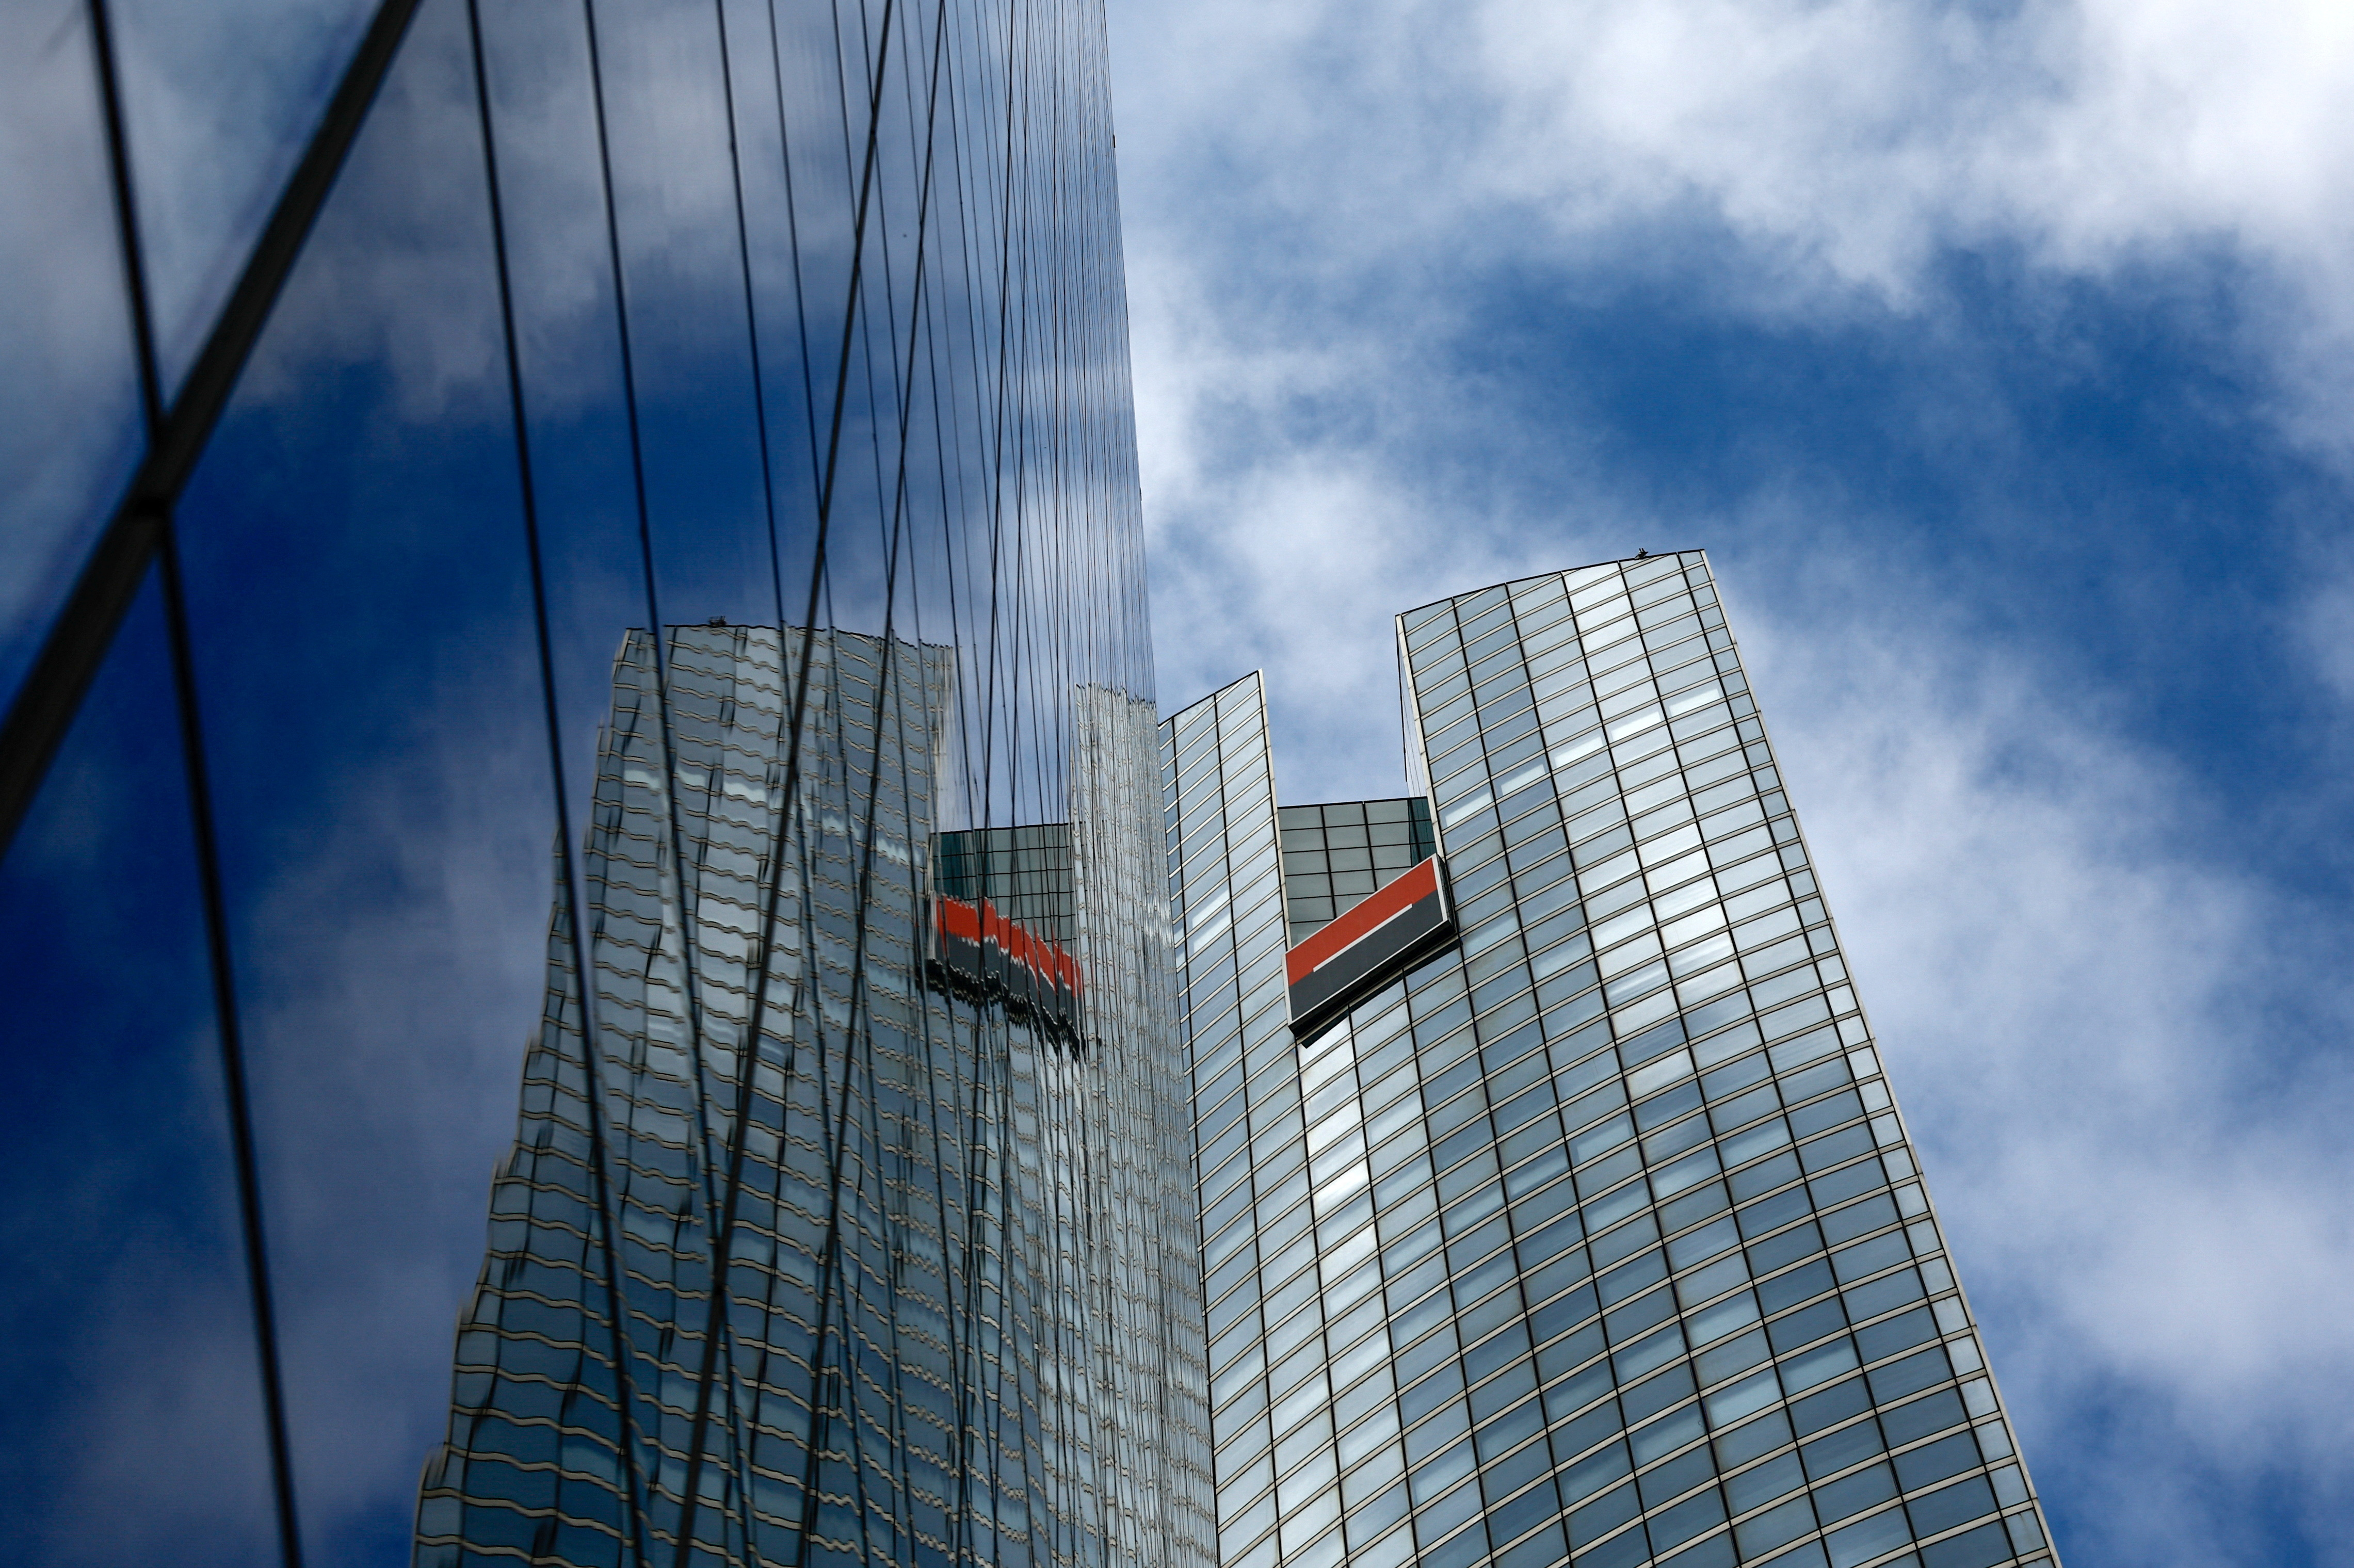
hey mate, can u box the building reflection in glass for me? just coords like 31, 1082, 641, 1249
414, 624, 1210, 1568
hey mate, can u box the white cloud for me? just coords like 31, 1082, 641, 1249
1128, 230, 1655, 792
1750, 565, 2354, 1559
65, 1271, 282, 1565
107, 0, 384, 380
0, 1, 147, 682
1116, 0, 2354, 306
1474, 0, 2354, 284
1131, 248, 1616, 796
1113, 0, 2354, 609
234, 696, 557, 1538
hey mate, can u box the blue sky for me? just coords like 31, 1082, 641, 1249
1105, 2, 2354, 1563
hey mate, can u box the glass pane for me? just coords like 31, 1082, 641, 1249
108, 0, 381, 391
0, 565, 281, 1568
171, 5, 550, 1559
0, 1, 144, 707
1182, 560, 2060, 1568
144, 0, 1210, 1563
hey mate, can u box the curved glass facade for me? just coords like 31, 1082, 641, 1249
0, 2, 1209, 1566
1166, 555, 2059, 1568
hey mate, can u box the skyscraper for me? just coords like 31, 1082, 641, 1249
0, 0, 1201, 1563
1165, 554, 2057, 1568
416, 627, 1206, 1568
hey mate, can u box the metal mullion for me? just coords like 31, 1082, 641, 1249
0, 0, 427, 858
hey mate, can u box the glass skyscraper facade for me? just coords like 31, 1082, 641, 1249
2, 2, 1208, 1566
414, 627, 1205, 1568
1165, 555, 2058, 1568
1276, 798, 1437, 943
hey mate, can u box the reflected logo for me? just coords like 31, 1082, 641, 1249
1285, 855, 1455, 1029
930, 895, 1085, 1049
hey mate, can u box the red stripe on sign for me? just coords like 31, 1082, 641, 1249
937, 896, 982, 943
936, 893, 1084, 1000
1286, 857, 1441, 985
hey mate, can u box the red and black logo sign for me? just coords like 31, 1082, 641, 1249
1286, 856, 1455, 1030
930, 895, 1084, 1049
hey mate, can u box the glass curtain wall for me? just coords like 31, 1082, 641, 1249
1168, 556, 2058, 1568
1276, 797, 1435, 943
1162, 675, 1349, 1568
0, 1, 1208, 1566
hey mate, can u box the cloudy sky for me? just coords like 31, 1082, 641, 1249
6, 0, 2351, 1563
1103, 2, 2354, 1563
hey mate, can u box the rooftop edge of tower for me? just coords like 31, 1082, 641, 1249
1392, 547, 1708, 626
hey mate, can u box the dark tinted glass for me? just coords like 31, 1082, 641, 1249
0, 572, 280, 1565
0, 4, 144, 706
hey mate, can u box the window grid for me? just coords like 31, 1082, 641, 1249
1180, 555, 2057, 1568
1278, 796, 1439, 942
